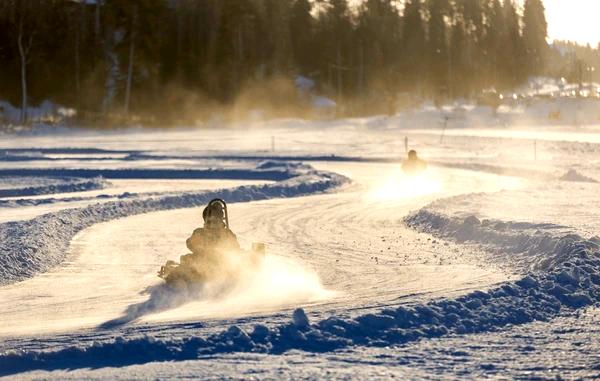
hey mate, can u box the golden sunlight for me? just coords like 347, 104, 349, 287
542, 0, 600, 45
367, 170, 444, 202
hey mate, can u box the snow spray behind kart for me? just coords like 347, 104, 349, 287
158, 198, 266, 287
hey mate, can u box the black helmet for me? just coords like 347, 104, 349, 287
203, 199, 229, 228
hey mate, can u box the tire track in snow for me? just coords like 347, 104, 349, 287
230, 162, 518, 315
0, 162, 346, 287
9, 163, 518, 337
4, 163, 597, 376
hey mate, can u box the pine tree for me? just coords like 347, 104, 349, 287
0, 0, 570, 123
266, 0, 293, 75
402, 0, 426, 93
522, 0, 548, 76
498, 0, 524, 87
426, 0, 450, 99
315, 0, 353, 99
358, 0, 402, 94
482, 0, 504, 88
290, 0, 314, 74
449, 17, 468, 97
461, 0, 486, 94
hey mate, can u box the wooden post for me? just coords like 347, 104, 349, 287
336, 45, 342, 101
440, 116, 449, 144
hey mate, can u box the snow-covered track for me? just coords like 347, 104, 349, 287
1, 227, 596, 375
1, 135, 597, 377
0, 176, 108, 198
0, 162, 347, 286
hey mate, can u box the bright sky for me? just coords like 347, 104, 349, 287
542, 0, 600, 46
348, 0, 600, 47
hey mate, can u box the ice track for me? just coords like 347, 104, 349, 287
0, 125, 598, 378
0, 161, 522, 338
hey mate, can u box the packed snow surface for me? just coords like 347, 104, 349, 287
0, 117, 599, 379
0, 161, 345, 286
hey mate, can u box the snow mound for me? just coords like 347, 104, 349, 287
559, 169, 598, 183
405, 209, 595, 271
2, 246, 598, 375
0, 191, 136, 208
0, 164, 347, 286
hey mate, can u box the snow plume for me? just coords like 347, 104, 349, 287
230, 77, 313, 122
103, 252, 330, 327
141, 76, 315, 126
190, 254, 331, 318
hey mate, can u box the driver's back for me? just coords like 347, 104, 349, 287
186, 227, 240, 254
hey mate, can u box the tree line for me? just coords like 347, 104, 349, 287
0, 0, 551, 125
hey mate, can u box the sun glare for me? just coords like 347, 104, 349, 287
543, 0, 600, 46
367, 170, 443, 202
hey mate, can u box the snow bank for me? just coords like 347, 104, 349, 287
1, 252, 597, 374
405, 210, 599, 271
1, 147, 132, 155
0, 167, 296, 181
0, 190, 142, 207
0, 163, 347, 286
0, 176, 108, 198
0, 160, 316, 207
0, 100, 75, 125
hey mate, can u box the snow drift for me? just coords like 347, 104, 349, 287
405, 209, 599, 272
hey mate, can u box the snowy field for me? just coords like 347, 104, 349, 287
0, 117, 599, 379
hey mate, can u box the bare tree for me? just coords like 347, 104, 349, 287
17, 12, 33, 124
3, 0, 36, 124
